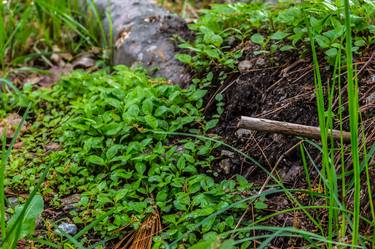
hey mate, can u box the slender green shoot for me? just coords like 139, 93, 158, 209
342, 0, 361, 246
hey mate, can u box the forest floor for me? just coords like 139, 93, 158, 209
1, 1, 375, 249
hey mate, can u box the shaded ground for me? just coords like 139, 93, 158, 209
2, 1, 375, 248
203, 42, 375, 247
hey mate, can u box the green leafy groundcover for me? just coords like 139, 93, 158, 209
8, 66, 255, 247
177, 1, 375, 70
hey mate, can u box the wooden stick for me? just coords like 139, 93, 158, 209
238, 116, 351, 143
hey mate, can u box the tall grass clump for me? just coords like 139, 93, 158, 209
0, 0, 110, 69
306, 0, 369, 247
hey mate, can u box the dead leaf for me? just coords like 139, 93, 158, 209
39, 65, 73, 88
13, 141, 24, 149
72, 55, 96, 69
46, 142, 61, 151
0, 113, 28, 138
51, 45, 74, 66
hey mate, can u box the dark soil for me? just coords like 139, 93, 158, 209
204, 42, 375, 247
209, 43, 374, 174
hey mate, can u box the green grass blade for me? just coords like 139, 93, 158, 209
73, 209, 114, 240
343, 0, 361, 246
0, 104, 30, 245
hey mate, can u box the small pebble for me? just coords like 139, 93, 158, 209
221, 149, 235, 158
56, 223, 78, 235
366, 93, 375, 105
219, 159, 232, 174
235, 128, 251, 138
255, 57, 266, 66
238, 60, 253, 73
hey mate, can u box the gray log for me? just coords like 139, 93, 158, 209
93, 0, 191, 87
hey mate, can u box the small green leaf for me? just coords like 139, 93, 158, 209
106, 144, 124, 160
86, 155, 106, 166
142, 99, 154, 114
175, 53, 192, 64
135, 162, 146, 174
177, 157, 186, 170
354, 38, 366, 47
190, 239, 216, 249
205, 119, 219, 131
280, 45, 294, 51
126, 105, 140, 117
154, 105, 169, 117
251, 33, 265, 45
156, 190, 168, 202
315, 35, 330, 48
215, 93, 223, 102
114, 189, 128, 202
204, 31, 223, 47
325, 47, 337, 58
254, 201, 268, 210
190, 89, 207, 101
103, 122, 123, 136
219, 240, 235, 249
173, 192, 190, 211
270, 31, 289, 40
205, 48, 220, 59
144, 115, 158, 129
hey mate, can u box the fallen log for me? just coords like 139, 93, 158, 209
237, 116, 351, 143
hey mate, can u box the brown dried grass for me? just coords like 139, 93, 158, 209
113, 209, 162, 249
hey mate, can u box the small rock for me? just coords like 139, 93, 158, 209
366, 93, 375, 105
238, 60, 253, 73
221, 150, 235, 158
255, 57, 266, 66
226, 36, 236, 46
235, 128, 251, 138
56, 223, 78, 235
219, 159, 232, 174
7, 197, 19, 208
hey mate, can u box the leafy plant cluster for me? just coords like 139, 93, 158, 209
5, 66, 258, 247
177, 0, 375, 70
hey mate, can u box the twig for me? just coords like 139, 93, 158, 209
358, 51, 375, 76
258, 141, 303, 194
238, 116, 351, 143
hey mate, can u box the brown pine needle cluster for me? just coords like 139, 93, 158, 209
113, 209, 162, 249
